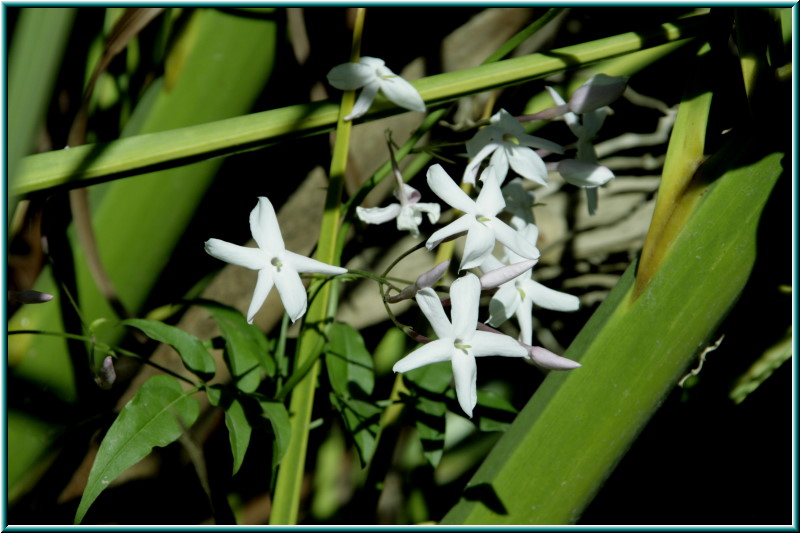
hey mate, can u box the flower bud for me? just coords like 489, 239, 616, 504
479, 259, 537, 290
387, 260, 450, 303
9, 290, 54, 304
568, 74, 628, 115
526, 346, 581, 370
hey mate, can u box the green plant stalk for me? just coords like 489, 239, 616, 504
441, 131, 784, 525
269, 8, 365, 525
12, 12, 711, 197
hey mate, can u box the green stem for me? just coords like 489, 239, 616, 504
269, 7, 366, 526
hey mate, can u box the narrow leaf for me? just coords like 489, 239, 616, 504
207, 385, 253, 476
329, 393, 382, 467
75, 375, 199, 524
260, 400, 291, 466
121, 318, 215, 378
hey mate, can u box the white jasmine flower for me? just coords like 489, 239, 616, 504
481, 225, 579, 346
205, 197, 347, 324
425, 165, 539, 271
356, 184, 440, 238
327, 56, 425, 121
393, 273, 528, 418
464, 109, 563, 186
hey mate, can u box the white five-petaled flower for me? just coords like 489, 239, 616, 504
205, 197, 347, 324
356, 183, 440, 238
481, 224, 579, 346
464, 109, 563, 186
425, 164, 540, 271
327, 56, 425, 121
393, 273, 529, 418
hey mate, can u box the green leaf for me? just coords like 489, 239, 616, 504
405, 360, 452, 395
325, 322, 375, 398
414, 394, 447, 468
121, 318, 216, 378
207, 385, 253, 476
329, 393, 382, 467
75, 375, 199, 524
196, 300, 274, 392
259, 400, 291, 467
474, 391, 518, 433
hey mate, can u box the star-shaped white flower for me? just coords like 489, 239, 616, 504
481, 224, 579, 346
327, 56, 425, 121
464, 109, 563, 186
393, 273, 528, 418
356, 183, 440, 238
425, 164, 539, 271
205, 197, 347, 324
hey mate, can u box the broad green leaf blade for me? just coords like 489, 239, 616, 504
207, 385, 253, 476
196, 300, 274, 392
325, 322, 375, 399
329, 394, 382, 467
414, 395, 447, 468
75, 375, 199, 524
121, 318, 215, 378
441, 134, 785, 525
12, 13, 711, 197
7, 7, 76, 217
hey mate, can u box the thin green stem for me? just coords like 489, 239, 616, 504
269, 7, 366, 526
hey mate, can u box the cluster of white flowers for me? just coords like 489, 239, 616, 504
205, 58, 627, 418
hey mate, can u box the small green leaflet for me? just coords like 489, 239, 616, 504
74, 375, 200, 524
206, 385, 253, 476
121, 318, 216, 378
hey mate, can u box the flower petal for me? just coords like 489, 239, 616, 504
469, 330, 528, 358
569, 74, 627, 114
396, 206, 424, 237
515, 296, 534, 346
327, 61, 374, 90
488, 218, 540, 261
205, 239, 267, 270
506, 146, 549, 186
451, 350, 477, 418
427, 164, 475, 213
415, 287, 452, 339
557, 159, 615, 187
413, 202, 441, 224
396, 183, 421, 205
247, 269, 274, 324
475, 172, 506, 217
426, 214, 473, 251
524, 279, 580, 311
250, 197, 285, 253
486, 283, 519, 327
345, 81, 379, 121
393, 338, 454, 373
379, 74, 426, 112
449, 273, 480, 340
273, 264, 309, 322
463, 142, 499, 185
460, 220, 495, 271
488, 145, 510, 184
356, 203, 401, 225
517, 133, 565, 155
285, 250, 347, 276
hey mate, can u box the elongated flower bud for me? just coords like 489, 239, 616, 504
479, 259, 538, 290
9, 290, 54, 304
387, 260, 450, 303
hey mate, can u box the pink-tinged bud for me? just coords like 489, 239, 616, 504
95, 356, 117, 389
9, 290, 54, 304
527, 346, 581, 370
568, 74, 628, 115
387, 260, 450, 303
479, 259, 538, 290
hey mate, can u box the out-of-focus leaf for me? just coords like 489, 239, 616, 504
329, 394, 382, 467
729, 328, 792, 405
414, 395, 446, 468
207, 385, 253, 476
74, 375, 199, 524
405, 360, 452, 395
195, 300, 273, 392
12, 12, 712, 197
121, 318, 215, 378
474, 390, 518, 433
325, 322, 374, 399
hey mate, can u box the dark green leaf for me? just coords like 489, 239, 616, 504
330, 393, 382, 466
207, 385, 253, 476
325, 322, 374, 398
195, 300, 274, 392
474, 390, 518, 433
75, 375, 199, 524
121, 318, 215, 378
414, 395, 447, 468
259, 400, 291, 466
405, 360, 452, 394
